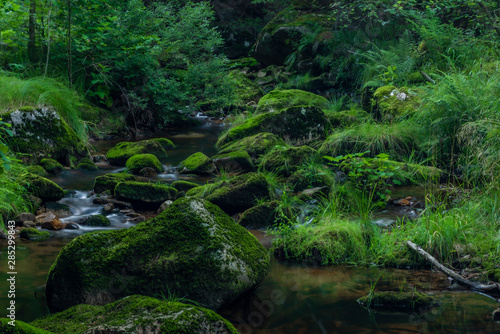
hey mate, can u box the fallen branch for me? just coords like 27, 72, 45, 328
406, 240, 500, 293
419, 71, 435, 85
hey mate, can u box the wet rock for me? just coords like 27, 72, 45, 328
179, 152, 213, 175
115, 181, 178, 209
45, 202, 72, 218
119, 209, 135, 215
93, 198, 133, 210
22, 174, 65, 202
93, 173, 136, 194
393, 198, 411, 206
22, 221, 36, 228
157, 200, 173, 214
126, 154, 163, 175
138, 166, 158, 177
20, 227, 50, 240
211, 150, 255, 174
238, 201, 278, 229
86, 215, 111, 227
39, 158, 64, 174
64, 222, 80, 230
492, 306, 500, 321
75, 157, 98, 171
45, 198, 270, 312
371, 218, 396, 228
106, 138, 173, 166
37, 212, 64, 230
16, 212, 36, 226
126, 216, 145, 223
102, 203, 115, 215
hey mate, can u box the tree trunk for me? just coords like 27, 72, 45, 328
67, 0, 72, 86
28, 0, 37, 62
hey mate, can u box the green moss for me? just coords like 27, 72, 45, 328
357, 291, 441, 310
39, 158, 63, 174
45, 198, 270, 312
239, 201, 278, 228
373, 86, 422, 120
228, 70, 264, 105
255, 89, 330, 113
217, 132, 285, 161
216, 106, 328, 147
210, 150, 255, 173
185, 186, 205, 197
106, 139, 169, 166
22, 173, 64, 202
115, 181, 177, 205
179, 152, 212, 174
32, 295, 237, 334
86, 215, 111, 227
4, 108, 86, 163
327, 108, 370, 127
260, 145, 316, 177
0, 319, 53, 334
171, 180, 200, 193
20, 227, 50, 240
75, 158, 97, 171
229, 57, 258, 69
26, 165, 48, 177
150, 137, 175, 150
125, 154, 163, 174
93, 173, 136, 194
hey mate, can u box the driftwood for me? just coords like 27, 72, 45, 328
406, 240, 500, 293
419, 71, 435, 85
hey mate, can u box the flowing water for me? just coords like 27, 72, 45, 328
0, 121, 499, 332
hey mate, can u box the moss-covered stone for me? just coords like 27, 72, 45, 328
150, 137, 175, 150
171, 180, 200, 193
106, 139, 169, 166
179, 152, 212, 174
328, 108, 370, 127
32, 295, 237, 334
86, 215, 111, 227
372, 86, 421, 120
39, 158, 63, 174
125, 154, 163, 175
192, 173, 270, 216
255, 89, 330, 113
229, 57, 259, 70
216, 106, 328, 147
210, 150, 255, 173
26, 165, 48, 177
93, 173, 136, 194
115, 181, 177, 207
357, 291, 441, 310
217, 132, 286, 162
286, 167, 334, 192
228, 70, 264, 106
239, 201, 278, 229
22, 174, 64, 202
75, 158, 97, 171
0, 319, 53, 334
19, 227, 50, 240
3, 107, 86, 163
260, 145, 316, 177
45, 198, 270, 312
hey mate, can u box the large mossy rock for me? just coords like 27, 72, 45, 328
255, 89, 330, 113
192, 173, 270, 216
179, 152, 212, 174
239, 201, 278, 229
210, 150, 255, 173
93, 173, 136, 194
20, 227, 50, 241
217, 106, 328, 147
3, 107, 86, 163
217, 132, 285, 162
115, 181, 177, 208
32, 295, 237, 334
228, 70, 264, 106
22, 174, 64, 202
86, 215, 111, 227
260, 145, 316, 177
372, 86, 422, 121
106, 139, 172, 166
125, 154, 163, 175
45, 198, 270, 312
75, 158, 98, 171
0, 318, 53, 334
39, 158, 63, 174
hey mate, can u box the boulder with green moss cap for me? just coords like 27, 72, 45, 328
20, 227, 50, 241
210, 150, 255, 173
179, 152, 213, 174
39, 158, 63, 174
75, 158, 98, 171
45, 198, 271, 312
171, 180, 200, 193
93, 173, 136, 194
228, 70, 264, 106
106, 139, 172, 166
239, 201, 278, 229
0, 318, 53, 334
115, 181, 177, 208
31, 295, 237, 334
260, 145, 316, 177
255, 89, 330, 113
85, 215, 111, 227
217, 132, 285, 162
372, 86, 421, 121
22, 174, 64, 202
125, 154, 163, 175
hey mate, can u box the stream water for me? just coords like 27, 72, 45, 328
0, 121, 499, 333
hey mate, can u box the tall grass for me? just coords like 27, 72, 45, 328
0, 75, 90, 142
0, 163, 32, 230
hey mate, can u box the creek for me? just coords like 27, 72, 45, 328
0, 121, 498, 333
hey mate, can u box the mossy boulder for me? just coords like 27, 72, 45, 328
286, 167, 334, 192
217, 132, 285, 162
228, 70, 264, 106
106, 139, 170, 166
239, 201, 279, 229
260, 145, 316, 177
86, 215, 110, 227
20, 227, 50, 241
115, 181, 178, 208
229, 57, 259, 70
255, 89, 330, 113
179, 152, 212, 174
357, 291, 441, 311
217, 106, 328, 147
75, 158, 97, 171
22, 174, 64, 202
93, 173, 136, 194
192, 173, 270, 216
150, 137, 175, 150
210, 150, 255, 173
32, 295, 237, 334
45, 198, 271, 312
3, 107, 86, 163
0, 319, 53, 334
372, 86, 421, 120
39, 158, 63, 174
171, 180, 200, 193
26, 165, 48, 177
125, 154, 163, 175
